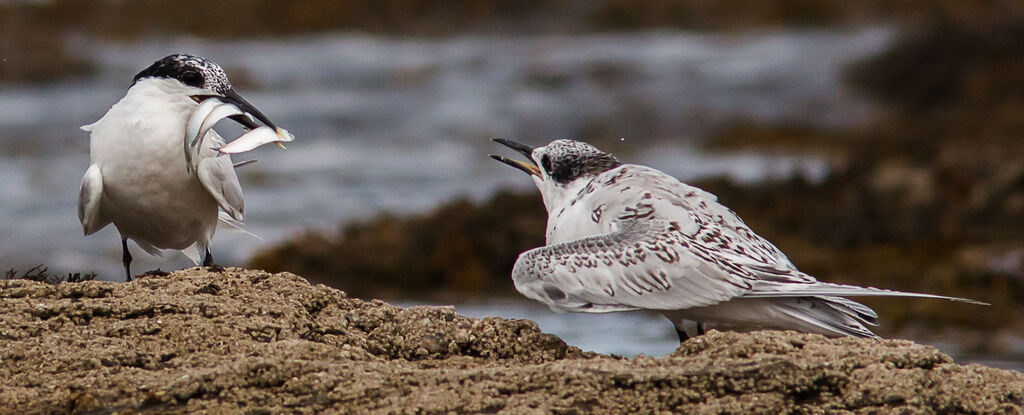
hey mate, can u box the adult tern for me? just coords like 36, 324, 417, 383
78, 54, 291, 281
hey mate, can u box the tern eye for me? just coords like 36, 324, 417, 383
541, 154, 552, 173
180, 70, 204, 87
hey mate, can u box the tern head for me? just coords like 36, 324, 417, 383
490, 138, 621, 207
131, 54, 285, 138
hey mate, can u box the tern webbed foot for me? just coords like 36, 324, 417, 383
141, 269, 169, 277
198, 249, 224, 272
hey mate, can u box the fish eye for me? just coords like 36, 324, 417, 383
180, 70, 203, 87
541, 154, 552, 173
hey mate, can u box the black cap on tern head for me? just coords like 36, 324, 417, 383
131, 54, 282, 133
538, 139, 621, 184
131, 54, 232, 94
491, 138, 622, 184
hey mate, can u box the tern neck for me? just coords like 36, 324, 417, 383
87, 78, 200, 164
538, 175, 592, 214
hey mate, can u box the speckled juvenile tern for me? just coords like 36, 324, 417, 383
491, 138, 985, 341
78, 54, 292, 281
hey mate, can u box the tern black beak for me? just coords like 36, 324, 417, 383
489, 138, 541, 177
192, 89, 289, 147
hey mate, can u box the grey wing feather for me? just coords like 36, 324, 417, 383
196, 132, 245, 221
818, 296, 879, 324
744, 280, 988, 305
78, 164, 109, 235
197, 156, 244, 221
620, 166, 987, 305
588, 165, 817, 282
521, 164, 986, 324
620, 167, 987, 306
512, 218, 754, 313
217, 211, 261, 240
599, 166, 803, 273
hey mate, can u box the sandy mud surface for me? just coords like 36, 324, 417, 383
0, 268, 1020, 414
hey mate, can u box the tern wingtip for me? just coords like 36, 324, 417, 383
958, 298, 990, 306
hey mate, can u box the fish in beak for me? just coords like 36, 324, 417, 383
185, 90, 294, 171
489, 138, 541, 178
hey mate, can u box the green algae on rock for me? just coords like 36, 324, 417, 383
0, 268, 1020, 414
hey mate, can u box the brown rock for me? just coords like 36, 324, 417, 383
0, 268, 1020, 414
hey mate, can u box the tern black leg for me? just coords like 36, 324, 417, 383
121, 238, 133, 282
202, 248, 226, 272
675, 328, 690, 343
696, 322, 706, 336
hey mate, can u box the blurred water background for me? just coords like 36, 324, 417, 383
0, 29, 885, 275
1, 1, 1022, 369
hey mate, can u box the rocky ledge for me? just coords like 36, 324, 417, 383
0, 268, 1020, 414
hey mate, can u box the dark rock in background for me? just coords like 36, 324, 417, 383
251, 190, 547, 300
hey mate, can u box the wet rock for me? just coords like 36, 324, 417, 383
250, 190, 547, 299
0, 269, 1020, 413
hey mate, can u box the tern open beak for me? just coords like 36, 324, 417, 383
192, 89, 289, 149
489, 138, 541, 177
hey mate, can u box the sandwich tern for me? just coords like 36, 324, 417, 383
491, 138, 985, 341
78, 54, 291, 281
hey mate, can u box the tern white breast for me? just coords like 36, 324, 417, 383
87, 78, 222, 250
